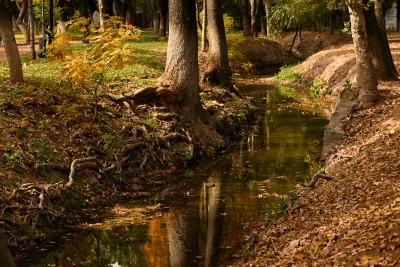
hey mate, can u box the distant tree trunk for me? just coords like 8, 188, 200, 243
16, 0, 30, 44
249, 0, 258, 37
98, 0, 105, 27
201, 0, 208, 51
0, 6, 23, 83
364, 0, 398, 80
202, 0, 232, 88
142, 0, 148, 28
265, 0, 271, 36
259, 0, 266, 35
159, 0, 168, 37
397, 0, 400, 31
0, 233, 16, 267
242, 0, 251, 36
329, 12, 335, 34
28, 0, 36, 60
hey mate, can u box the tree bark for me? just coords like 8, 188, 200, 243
98, 0, 105, 27
16, 0, 30, 44
259, 0, 266, 35
249, 0, 258, 37
242, 0, 251, 36
265, 0, 271, 37
201, 0, 208, 51
159, 0, 168, 37
347, 0, 378, 108
0, 6, 24, 83
364, 0, 398, 81
322, 0, 379, 158
0, 233, 16, 267
202, 0, 233, 88
159, 0, 224, 150
28, 0, 36, 60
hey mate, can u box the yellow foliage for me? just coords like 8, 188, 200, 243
49, 15, 140, 90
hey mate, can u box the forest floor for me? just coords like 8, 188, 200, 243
234, 32, 400, 266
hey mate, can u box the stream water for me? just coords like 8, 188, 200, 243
22, 83, 328, 267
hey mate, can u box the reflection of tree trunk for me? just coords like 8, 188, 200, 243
166, 210, 199, 267
203, 175, 222, 266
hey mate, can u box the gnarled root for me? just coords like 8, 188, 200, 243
307, 169, 333, 189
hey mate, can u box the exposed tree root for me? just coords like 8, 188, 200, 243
66, 157, 99, 188
307, 169, 333, 189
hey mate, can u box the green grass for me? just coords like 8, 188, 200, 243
1, 30, 168, 90
275, 65, 301, 83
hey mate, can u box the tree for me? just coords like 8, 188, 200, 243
16, 0, 30, 44
202, 0, 233, 89
0, 6, 24, 83
28, 0, 36, 60
322, 0, 378, 157
347, 0, 378, 108
132, 0, 224, 151
0, 234, 16, 267
249, 0, 258, 37
242, 0, 251, 36
159, 0, 168, 37
201, 0, 208, 51
365, 0, 398, 80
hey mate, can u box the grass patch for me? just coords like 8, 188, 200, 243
275, 65, 301, 83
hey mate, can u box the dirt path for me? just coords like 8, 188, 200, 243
0, 44, 41, 62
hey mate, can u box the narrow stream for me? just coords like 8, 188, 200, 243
22, 83, 328, 267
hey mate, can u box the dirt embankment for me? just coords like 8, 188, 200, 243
234, 33, 400, 266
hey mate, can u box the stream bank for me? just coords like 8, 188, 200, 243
234, 35, 400, 266
19, 81, 328, 266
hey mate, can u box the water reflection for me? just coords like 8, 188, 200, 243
22, 84, 327, 267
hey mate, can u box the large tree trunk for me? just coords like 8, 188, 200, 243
0, 7, 24, 83
161, 0, 224, 149
249, 0, 258, 37
159, 0, 168, 37
202, 0, 232, 88
0, 234, 16, 267
364, 0, 398, 81
16, 0, 30, 44
322, 0, 378, 158
348, 0, 378, 108
242, 0, 251, 36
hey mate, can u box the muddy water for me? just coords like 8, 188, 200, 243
23, 83, 327, 267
